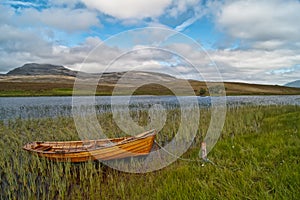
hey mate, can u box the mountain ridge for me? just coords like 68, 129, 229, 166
285, 80, 300, 88
7, 63, 78, 77
5, 63, 177, 82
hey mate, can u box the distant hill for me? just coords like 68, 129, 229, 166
285, 80, 300, 88
7, 63, 78, 77
5, 63, 177, 83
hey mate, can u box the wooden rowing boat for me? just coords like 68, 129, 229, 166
23, 129, 157, 162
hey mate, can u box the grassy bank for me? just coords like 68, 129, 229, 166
0, 105, 299, 199
1, 81, 300, 97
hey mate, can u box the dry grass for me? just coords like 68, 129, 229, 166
1, 76, 300, 97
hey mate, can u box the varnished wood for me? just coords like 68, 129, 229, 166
23, 129, 157, 162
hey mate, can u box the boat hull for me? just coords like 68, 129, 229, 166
23, 130, 156, 162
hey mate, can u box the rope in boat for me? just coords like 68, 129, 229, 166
153, 140, 217, 166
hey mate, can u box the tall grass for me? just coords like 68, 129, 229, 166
0, 105, 299, 199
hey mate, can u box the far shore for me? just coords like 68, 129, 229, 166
1, 80, 300, 97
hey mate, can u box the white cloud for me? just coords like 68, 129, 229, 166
0, 5, 14, 24
17, 8, 100, 32
0, 4, 100, 71
1, 1, 299, 85
208, 49, 300, 84
252, 40, 285, 50
1, 28, 299, 85
167, 0, 202, 17
174, 17, 197, 32
0, 4, 99, 33
82, 0, 172, 20
0, 25, 52, 55
161, 42, 300, 84
215, 0, 300, 49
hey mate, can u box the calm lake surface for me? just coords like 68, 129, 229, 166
0, 95, 300, 120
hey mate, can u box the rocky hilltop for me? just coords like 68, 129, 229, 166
7, 63, 78, 77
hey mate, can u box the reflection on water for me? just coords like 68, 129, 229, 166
0, 95, 299, 120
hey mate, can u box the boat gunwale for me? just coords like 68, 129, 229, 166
23, 129, 157, 155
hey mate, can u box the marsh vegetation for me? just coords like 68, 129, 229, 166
0, 105, 299, 199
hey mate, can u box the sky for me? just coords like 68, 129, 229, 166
0, 0, 300, 85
